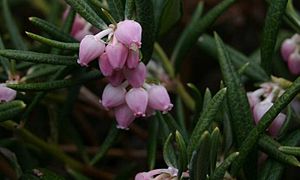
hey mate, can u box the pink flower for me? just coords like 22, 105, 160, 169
99, 53, 113, 76
100, 84, 126, 110
147, 85, 173, 113
288, 52, 300, 75
135, 167, 189, 180
0, 85, 16, 102
115, 20, 142, 50
124, 62, 146, 88
107, 70, 125, 87
125, 88, 148, 117
78, 35, 105, 66
106, 38, 128, 70
114, 104, 135, 129
126, 50, 140, 69
247, 88, 265, 108
281, 39, 296, 62
252, 101, 286, 137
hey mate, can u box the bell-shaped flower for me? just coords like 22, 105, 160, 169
147, 85, 173, 113
288, 52, 300, 75
125, 88, 148, 117
115, 20, 142, 49
281, 39, 296, 62
78, 35, 105, 66
124, 62, 146, 88
114, 104, 135, 130
0, 85, 16, 102
126, 50, 140, 69
247, 88, 265, 109
100, 84, 126, 110
252, 100, 286, 137
135, 167, 188, 180
106, 38, 128, 70
107, 70, 125, 87
99, 53, 113, 77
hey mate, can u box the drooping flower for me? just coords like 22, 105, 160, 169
98, 53, 114, 76
288, 52, 300, 75
124, 62, 146, 88
114, 104, 135, 129
147, 84, 173, 113
135, 167, 189, 180
0, 85, 16, 102
125, 88, 148, 117
114, 20, 142, 50
106, 38, 128, 70
78, 35, 105, 66
281, 38, 297, 62
100, 84, 126, 110
126, 50, 140, 69
107, 70, 125, 87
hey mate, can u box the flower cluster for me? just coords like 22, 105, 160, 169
135, 167, 189, 180
247, 83, 286, 137
281, 34, 300, 75
77, 20, 173, 129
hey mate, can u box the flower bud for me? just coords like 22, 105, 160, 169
124, 62, 146, 88
0, 85, 16, 102
106, 40, 128, 70
100, 84, 126, 110
281, 39, 296, 62
114, 104, 135, 129
107, 70, 125, 87
99, 53, 113, 76
126, 50, 140, 69
288, 52, 300, 75
147, 85, 173, 113
115, 20, 142, 49
78, 35, 105, 66
125, 88, 148, 117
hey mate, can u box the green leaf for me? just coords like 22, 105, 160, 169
89, 124, 119, 165
189, 131, 210, 180
172, 0, 235, 73
163, 113, 188, 143
0, 101, 26, 122
187, 83, 203, 114
197, 34, 269, 82
284, 0, 300, 33
62, 7, 76, 33
2, 0, 27, 50
0, 50, 78, 66
0, 36, 10, 76
258, 135, 300, 167
125, 0, 135, 19
210, 127, 220, 174
21, 65, 59, 82
147, 118, 158, 170
163, 133, 177, 167
26, 32, 79, 50
278, 146, 300, 156
260, 0, 288, 75
214, 32, 257, 178
175, 131, 188, 177
29, 17, 76, 42
175, 97, 187, 135
108, 0, 124, 22
158, 0, 182, 36
7, 71, 101, 91
135, 0, 155, 63
231, 75, 300, 175
210, 152, 239, 180
65, 0, 108, 30
187, 88, 226, 158
67, 168, 89, 180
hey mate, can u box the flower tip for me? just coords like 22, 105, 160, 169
116, 125, 129, 130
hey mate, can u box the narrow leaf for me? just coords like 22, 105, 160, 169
210, 152, 239, 180
0, 50, 78, 66
29, 17, 76, 42
7, 71, 101, 91
210, 127, 220, 174
187, 88, 226, 158
147, 118, 158, 170
135, 0, 155, 63
163, 133, 177, 167
172, 0, 235, 73
65, 0, 108, 29
175, 131, 188, 177
26, 32, 79, 50
108, 0, 124, 22
0, 101, 26, 121
260, 0, 288, 74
